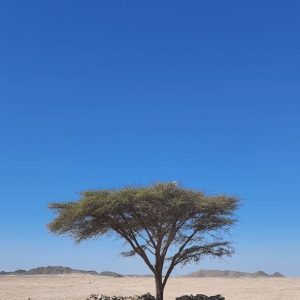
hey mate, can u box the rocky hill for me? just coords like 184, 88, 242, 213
184, 269, 285, 278
0, 266, 285, 278
0, 266, 123, 277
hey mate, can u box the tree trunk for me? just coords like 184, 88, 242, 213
155, 273, 164, 300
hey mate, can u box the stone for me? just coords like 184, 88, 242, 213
176, 294, 224, 300
87, 293, 224, 300
86, 293, 156, 300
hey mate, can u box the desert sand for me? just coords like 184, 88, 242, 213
0, 275, 299, 300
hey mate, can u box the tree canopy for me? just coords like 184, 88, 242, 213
48, 182, 239, 300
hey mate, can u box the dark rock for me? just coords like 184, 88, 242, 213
176, 294, 224, 300
86, 293, 156, 300
86, 293, 223, 300
139, 293, 155, 300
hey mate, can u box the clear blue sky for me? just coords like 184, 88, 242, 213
0, 1, 299, 276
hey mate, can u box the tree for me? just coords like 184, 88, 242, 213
48, 182, 239, 300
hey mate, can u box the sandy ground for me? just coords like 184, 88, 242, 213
0, 275, 299, 300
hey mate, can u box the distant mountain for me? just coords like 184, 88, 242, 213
0, 266, 123, 277
272, 272, 285, 277
98, 271, 123, 277
184, 269, 285, 278
0, 266, 285, 278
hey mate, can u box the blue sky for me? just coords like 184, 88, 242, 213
0, 1, 299, 276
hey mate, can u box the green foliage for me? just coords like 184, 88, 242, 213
48, 182, 239, 299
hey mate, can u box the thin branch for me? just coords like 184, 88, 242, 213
129, 211, 157, 248
161, 218, 189, 259
114, 227, 156, 274
162, 229, 198, 287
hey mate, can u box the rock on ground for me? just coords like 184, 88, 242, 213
87, 293, 224, 300
87, 293, 156, 300
176, 294, 225, 300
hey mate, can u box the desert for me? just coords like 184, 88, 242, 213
1, 2, 299, 300
0, 275, 299, 300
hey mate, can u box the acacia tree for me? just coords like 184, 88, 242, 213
48, 183, 239, 300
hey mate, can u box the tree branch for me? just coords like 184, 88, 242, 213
162, 229, 198, 287
161, 218, 189, 259
129, 211, 157, 249
114, 227, 156, 274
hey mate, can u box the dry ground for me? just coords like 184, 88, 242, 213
0, 275, 299, 300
